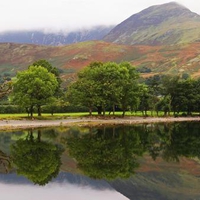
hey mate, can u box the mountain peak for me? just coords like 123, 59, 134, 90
138, 1, 195, 18
103, 2, 200, 45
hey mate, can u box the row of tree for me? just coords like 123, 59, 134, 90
67, 61, 140, 116
1, 59, 200, 117
66, 61, 200, 116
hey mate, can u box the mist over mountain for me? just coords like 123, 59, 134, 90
2, 2, 200, 81
103, 2, 200, 45
2, 2, 200, 46
0, 26, 114, 46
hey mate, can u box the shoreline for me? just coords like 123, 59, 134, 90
0, 116, 200, 130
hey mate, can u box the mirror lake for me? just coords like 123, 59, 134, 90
0, 122, 199, 200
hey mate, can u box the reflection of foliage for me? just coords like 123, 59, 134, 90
141, 122, 200, 162
11, 130, 63, 185
160, 123, 200, 161
64, 127, 145, 180
40, 129, 59, 140
0, 150, 11, 173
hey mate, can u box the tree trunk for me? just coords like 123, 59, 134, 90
37, 105, 41, 116
112, 104, 115, 116
122, 109, 126, 117
26, 108, 30, 117
30, 106, 33, 119
102, 106, 106, 116
89, 107, 92, 116
97, 106, 102, 115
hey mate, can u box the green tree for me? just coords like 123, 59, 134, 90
11, 66, 58, 117
32, 59, 61, 86
0, 80, 13, 99
10, 130, 63, 185
66, 63, 100, 115
66, 61, 140, 116
117, 62, 141, 116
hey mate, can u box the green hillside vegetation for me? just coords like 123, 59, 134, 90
2, 41, 200, 84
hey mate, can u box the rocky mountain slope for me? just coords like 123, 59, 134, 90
0, 26, 113, 46
103, 2, 200, 45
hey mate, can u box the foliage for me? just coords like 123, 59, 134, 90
67, 61, 141, 116
32, 59, 62, 88
0, 80, 13, 99
11, 66, 58, 117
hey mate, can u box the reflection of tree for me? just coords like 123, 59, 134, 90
64, 127, 145, 180
141, 122, 200, 162
0, 150, 11, 173
159, 122, 200, 161
10, 130, 63, 185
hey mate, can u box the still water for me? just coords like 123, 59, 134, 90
0, 122, 200, 200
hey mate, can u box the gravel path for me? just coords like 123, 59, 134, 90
0, 117, 199, 129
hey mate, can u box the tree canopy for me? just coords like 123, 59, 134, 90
32, 59, 62, 89
66, 61, 141, 116
11, 65, 58, 117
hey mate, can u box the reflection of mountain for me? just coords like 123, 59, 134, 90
111, 166, 200, 200
0, 172, 113, 190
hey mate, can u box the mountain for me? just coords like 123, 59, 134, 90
0, 26, 114, 46
103, 2, 200, 45
1, 2, 200, 47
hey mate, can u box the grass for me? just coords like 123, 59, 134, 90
0, 111, 196, 120
0, 113, 89, 120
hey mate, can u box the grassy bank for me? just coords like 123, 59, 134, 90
0, 111, 198, 120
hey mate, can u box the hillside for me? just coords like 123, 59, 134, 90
103, 2, 200, 45
0, 26, 114, 46
1, 41, 200, 84
0, 41, 131, 84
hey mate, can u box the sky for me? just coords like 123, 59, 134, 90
1, 0, 200, 33
0, 182, 129, 200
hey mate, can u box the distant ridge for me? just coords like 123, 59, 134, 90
103, 2, 200, 45
0, 26, 114, 46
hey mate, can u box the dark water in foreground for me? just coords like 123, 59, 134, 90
0, 122, 200, 200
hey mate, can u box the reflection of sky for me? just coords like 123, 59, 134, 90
0, 182, 129, 200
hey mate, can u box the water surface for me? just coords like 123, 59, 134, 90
0, 122, 199, 199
